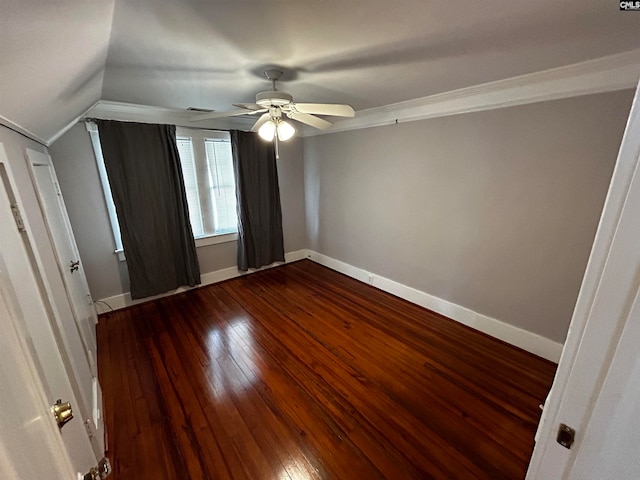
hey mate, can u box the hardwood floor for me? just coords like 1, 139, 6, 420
97, 260, 556, 480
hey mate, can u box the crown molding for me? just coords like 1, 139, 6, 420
46, 49, 640, 144
303, 49, 640, 137
82, 100, 255, 131
0, 114, 49, 146
46, 100, 101, 146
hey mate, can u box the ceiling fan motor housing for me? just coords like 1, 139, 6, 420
256, 91, 293, 108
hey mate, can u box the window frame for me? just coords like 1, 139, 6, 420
86, 122, 126, 260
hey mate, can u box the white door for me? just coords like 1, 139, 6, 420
0, 144, 98, 476
26, 148, 98, 362
527, 83, 640, 477
0, 259, 77, 480
25, 148, 105, 455
569, 286, 640, 478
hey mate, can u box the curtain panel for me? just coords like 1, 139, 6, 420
231, 130, 285, 271
97, 120, 200, 299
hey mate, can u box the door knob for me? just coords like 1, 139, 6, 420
51, 399, 73, 429
69, 260, 80, 273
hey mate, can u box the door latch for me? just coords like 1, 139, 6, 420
83, 457, 112, 479
557, 423, 576, 449
51, 399, 73, 429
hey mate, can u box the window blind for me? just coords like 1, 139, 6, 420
176, 137, 205, 237
205, 139, 238, 234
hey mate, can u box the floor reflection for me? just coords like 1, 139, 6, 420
205, 317, 257, 399
279, 462, 315, 480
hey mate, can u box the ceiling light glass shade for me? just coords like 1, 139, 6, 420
276, 120, 295, 141
258, 118, 295, 142
258, 120, 276, 141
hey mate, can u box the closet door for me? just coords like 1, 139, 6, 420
25, 148, 105, 456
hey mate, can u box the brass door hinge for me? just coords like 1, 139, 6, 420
10, 203, 25, 232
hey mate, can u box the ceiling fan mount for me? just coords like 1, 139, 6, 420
189, 69, 355, 136
255, 69, 293, 107
263, 68, 284, 83
255, 91, 292, 108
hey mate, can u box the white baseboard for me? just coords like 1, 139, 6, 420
97, 247, 562, 362
95, 249, 308, 314
305, 250, 563, 362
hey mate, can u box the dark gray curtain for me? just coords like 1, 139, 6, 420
231, 130, 285, 271
97, 120, 200, 299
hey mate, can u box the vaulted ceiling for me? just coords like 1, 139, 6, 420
2, 0, 640, 143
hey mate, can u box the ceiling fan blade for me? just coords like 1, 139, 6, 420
251, 113, 271, 132
293, 103, 355, 117
189, 109, 264, 122
287, 111, 333, 130
233, 103, 264, 111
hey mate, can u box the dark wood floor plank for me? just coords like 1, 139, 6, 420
97, 308, 189, 479
98, 260, 556, 479
229, 270, 535, 473
210, 287, 420, 480
221, 277, 487, 479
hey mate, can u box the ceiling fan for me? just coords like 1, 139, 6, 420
189, 69, 355, 143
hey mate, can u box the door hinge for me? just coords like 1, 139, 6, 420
84, 418, 95, 439
82, 457, 111, 480
10, 203, 26, 232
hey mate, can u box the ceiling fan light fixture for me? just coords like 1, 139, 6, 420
276, 120, 295, 141
258, 118, 295, 142
258, 120, 277, 141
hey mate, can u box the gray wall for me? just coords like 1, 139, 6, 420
303, 90, 633, 343
47, 124, 127, 300
48, 90, 633, 343
49, 124, 307, 300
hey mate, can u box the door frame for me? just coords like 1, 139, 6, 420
527, 82, 640, 476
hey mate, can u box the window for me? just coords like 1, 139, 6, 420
86, 123, 124, 253
175, 128, 238, 239
87, 123, 238, 260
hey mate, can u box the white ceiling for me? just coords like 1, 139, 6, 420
0, 1, 114, 142
2, 0, 640, 143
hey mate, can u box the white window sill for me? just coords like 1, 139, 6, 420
195, 232, 238, 247
114, 232, 238, 262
